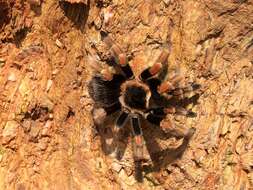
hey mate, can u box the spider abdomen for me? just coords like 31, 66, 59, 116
88, 74, 125, 107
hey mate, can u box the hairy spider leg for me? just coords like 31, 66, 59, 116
145, 106, 196, 126
131, 115, 144, 161
144, 105, 196, 125
158, 78, 201, 99
164, 106, 196, 117
101, 31, 134, 79
145, 107, 167, 125
103, 102, 121, 115
139, 50, 169, 81
87, 55, 117, 81
157, 80, 200, 118
138, 50, 170, 105
157, 74, 183, 99
114, 111, 129, 133
157, 75, 182, 93
176, 83, 201, 96
112, 111, 129, 148
100, 66, 117, 81
169, 83, 201, 100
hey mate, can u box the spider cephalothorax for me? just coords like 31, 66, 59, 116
120, 80, 151, 112
88, 32, 200, 160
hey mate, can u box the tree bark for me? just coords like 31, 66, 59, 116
0, 0, 253, 189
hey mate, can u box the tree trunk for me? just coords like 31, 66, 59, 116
0, 0, 252, 189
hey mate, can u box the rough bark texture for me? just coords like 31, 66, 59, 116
0, 0, 253, 189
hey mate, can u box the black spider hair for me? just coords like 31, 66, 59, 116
88, 74, 125, 107
124, 86, 147, 110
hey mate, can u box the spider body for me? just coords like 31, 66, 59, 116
88, 32, 200, 160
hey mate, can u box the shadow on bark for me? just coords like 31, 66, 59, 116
93, 88, 201, 181
59, 0, 90, 31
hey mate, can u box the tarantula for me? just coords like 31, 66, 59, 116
88, 32, 200, 161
